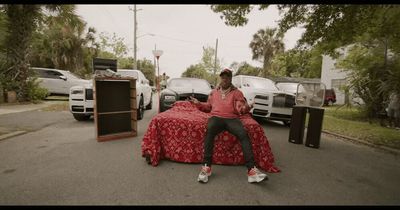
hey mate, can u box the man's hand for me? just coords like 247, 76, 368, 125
189, 96, 200, 104
249, 100, 255, 109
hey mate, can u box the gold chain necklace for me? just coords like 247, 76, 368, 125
220, 86, 231, 99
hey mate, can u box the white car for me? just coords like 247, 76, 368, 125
276, 82, 304, 95
31, 67, 90, 95
232, 75, 296, 126
69, 69, 152, 121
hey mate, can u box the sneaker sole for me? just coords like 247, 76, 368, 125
197, 177, 208, 183
197, 172, 211, 183
248, 175, 268, 183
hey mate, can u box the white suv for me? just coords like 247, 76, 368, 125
232, 75, 296, 126
31, 67, 90, 95
69, 69, 153, 121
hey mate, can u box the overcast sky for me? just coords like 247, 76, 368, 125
76, 4, 305, 78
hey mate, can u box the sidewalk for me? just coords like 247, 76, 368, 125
0, 100, 64, 115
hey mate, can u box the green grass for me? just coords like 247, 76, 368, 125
41, 101, 69, 112
322, 106, 400, 150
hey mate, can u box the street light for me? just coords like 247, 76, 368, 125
134, 33, 155, 69
152, 49, 163, 112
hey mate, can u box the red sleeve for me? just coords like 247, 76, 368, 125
234, 90, 251, 115
196, 90, 214, 113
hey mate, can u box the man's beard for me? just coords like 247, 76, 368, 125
221, 83, 231, 90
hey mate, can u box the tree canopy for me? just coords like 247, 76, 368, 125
211, 5, 400, 55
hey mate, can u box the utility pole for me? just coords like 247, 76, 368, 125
154, 44, 157, 86
134, 4, 137, 69
129, 5, 142, 69
214, 38, 218, 86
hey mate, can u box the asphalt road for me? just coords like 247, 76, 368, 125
0, 99, 399, 205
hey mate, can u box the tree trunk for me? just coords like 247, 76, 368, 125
5, 5, 40, 102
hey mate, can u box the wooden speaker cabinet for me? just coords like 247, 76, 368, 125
93, 77, 137, 142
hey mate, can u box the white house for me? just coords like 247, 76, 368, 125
320, 47, 348, 105
320, 46, 364, 105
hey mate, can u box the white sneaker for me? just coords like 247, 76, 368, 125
247, 166, 268, 183
197, 164, 212, 183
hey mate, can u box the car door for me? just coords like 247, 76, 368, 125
47, 70, 67, 94
139, 72, 151, 106
36, 69, 60, 94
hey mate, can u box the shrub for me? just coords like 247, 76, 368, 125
26, 78, 48, 103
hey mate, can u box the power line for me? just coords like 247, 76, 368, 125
153, 34, 204, 46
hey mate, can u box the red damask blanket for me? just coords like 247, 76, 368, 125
141, 101, 280, 173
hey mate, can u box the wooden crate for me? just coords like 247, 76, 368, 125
93, 76, 137, 142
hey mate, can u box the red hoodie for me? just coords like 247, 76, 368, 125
196, 86, 250, 118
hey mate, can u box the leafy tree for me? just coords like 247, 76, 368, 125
336, 43, 400, 118
210, 4, 268, 27
181, 46, 221, 86
30, 5, 98, 78
233, 62, 261, 77
0, 5, 83, 101
200, 46, 221, 86
271, 47, 322, 78
137, 58, 156, 86
181, 64, 207, 79
98, 32, 133, 69
0, 9, 7, 70
249, 27, 284, 77
1, 5, 43, 101
211, 5, 400, 55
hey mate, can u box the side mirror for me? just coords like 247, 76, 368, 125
59, 75, 67, 81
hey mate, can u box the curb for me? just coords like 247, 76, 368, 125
0, 130, 27, 141
322, 130, 400, 155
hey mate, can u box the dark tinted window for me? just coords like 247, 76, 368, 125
45, 70, 63, 79
32, 69, 62, 79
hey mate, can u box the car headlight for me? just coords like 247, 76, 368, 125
71, 90, 84, 94
164, 95, 176, 101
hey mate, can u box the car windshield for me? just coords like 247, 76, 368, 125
117, 70, 139, 79
168, 78, 211, 90
242, 77, 278, 91
277, 83, 304, 93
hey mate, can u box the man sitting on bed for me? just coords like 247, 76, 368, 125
189, 68, 268, 184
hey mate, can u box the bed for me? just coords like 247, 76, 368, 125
141, 101, 280, 173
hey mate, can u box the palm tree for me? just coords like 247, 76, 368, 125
1, 5, 72, 101
249, 27, 285, 78
1, 5, 84, 101
36, 5, 95, 75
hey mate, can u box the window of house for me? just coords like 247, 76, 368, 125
331, 79, 347, 90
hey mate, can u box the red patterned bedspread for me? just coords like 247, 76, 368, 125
141, 101, 280, 173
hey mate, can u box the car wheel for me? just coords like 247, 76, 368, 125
145, 93, 152, 110
159, 99, 165, 113
73, 114, 90, 121
137, 96, 144, 120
